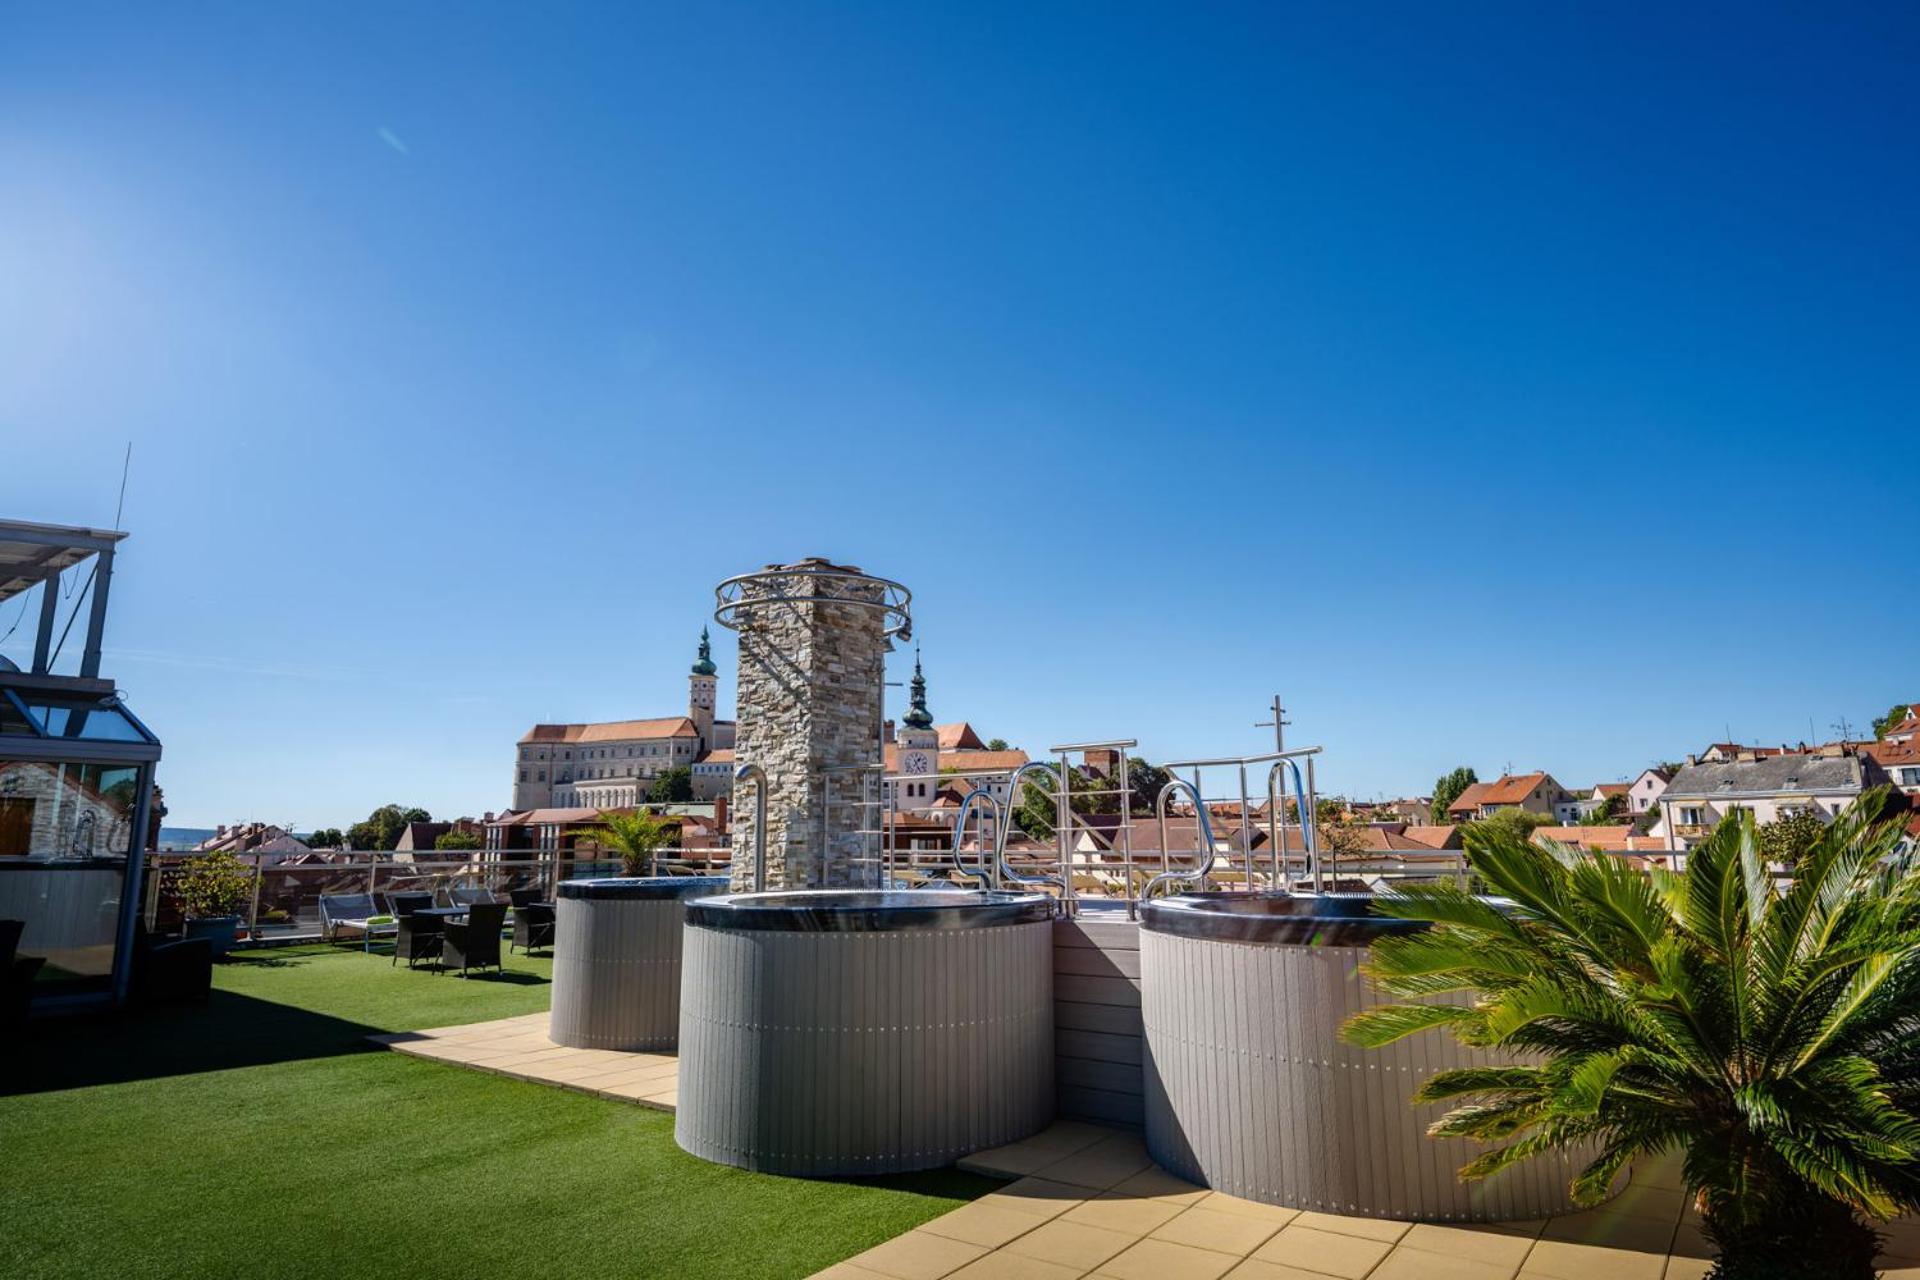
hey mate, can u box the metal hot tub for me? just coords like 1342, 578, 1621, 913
675, 889, 1055, 1176
548, 876, 729, 1051
1139, 892, 1582, 1222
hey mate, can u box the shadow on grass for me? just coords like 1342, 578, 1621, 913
4, 988, 382, 1098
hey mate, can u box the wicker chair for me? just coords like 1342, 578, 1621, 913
507, 887, 542, 909
510, 903, 555, 955
388, 893, 442, 968
440, 902, 506, 977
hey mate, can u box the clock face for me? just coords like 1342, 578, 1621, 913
903, 751, 931, 776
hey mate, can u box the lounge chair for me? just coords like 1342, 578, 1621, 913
511, 903, 555, 955
440, 902, 506, 977
319, 893, 393, 949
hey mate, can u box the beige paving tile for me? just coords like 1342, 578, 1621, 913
1628, 1159, 1687, 1193
1661, 1258, 1711, 1280
979, 1177, 1092, 1221
1112, 1166, 1210, 1205
1096, 1237, 1240, 1280
1370, 1247, 1517, 1280
1151, 1207, 1287, 1256
1193, 1194, 1299, 1228
847, 1229, 992, 1280
1287, 1211, 1411, 1244
1600, 1183, 1686, 1225
946, 1252, 1084, 1279
1252, 1225, 1395, 1278
1519, 1239, 1667, 1280
1003, 1219, 1137, 1270
1061, 1190, 1188, 1235
1038, 1133, 1155, 1191
920, 1202, 1052, 1250
1400, 1224, 1536, 1268
1221, 1262, 1344, 1280
1539, 1210, 1675, 1254
961, 1123, 1113, 1179
811, 1265, 894, 1279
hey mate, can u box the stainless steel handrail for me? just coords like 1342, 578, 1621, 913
1265, 757, 1318, 891
735, 763, 768, 892
994, 762, 1068, 898
1143, 777, 1221, 902
951, 787, 1001, 889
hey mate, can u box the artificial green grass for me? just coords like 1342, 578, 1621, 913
1, 943, 992, 1279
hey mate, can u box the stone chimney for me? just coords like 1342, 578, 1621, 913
720, 559, 906, 890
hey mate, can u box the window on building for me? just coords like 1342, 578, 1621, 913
1679, 806, 1703, 826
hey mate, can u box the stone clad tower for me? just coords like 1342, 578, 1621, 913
688, 627, 717, 753
717, 559, 908, 890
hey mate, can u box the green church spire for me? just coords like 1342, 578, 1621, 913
691, 626, 717, 677
902, 647, 933, 730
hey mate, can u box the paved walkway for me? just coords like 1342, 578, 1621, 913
372, 1012, 679, 1109
376, 1015, 1920, 1280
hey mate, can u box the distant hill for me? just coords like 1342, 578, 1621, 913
156, 827, 216, 851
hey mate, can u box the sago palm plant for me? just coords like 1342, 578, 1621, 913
1341, 790, 1920, 1280
572, 808, 675, 877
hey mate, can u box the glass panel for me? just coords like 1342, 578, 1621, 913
0, 759, 141, 995
18, 697, 151, 743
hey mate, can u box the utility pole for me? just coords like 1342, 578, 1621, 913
1255, 694, 1290, 754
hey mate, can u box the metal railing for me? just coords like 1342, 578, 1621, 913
142, 846, 725, 946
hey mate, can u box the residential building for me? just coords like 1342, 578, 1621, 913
192, 822, 311, 859
393, 818, 485, 856
1446, 772, 1573, 822
1865, 711, 1920, 797
1650, 753, 1895, 850
880, 656, 1028, 819
1627, 767, 1672, 815
511, 630, 736, 811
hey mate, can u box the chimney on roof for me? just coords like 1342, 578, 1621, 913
1685, 754, 1697, 767
882, 719, 896, 744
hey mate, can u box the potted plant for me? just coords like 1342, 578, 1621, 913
1342, 790, 1920, 1280
177, 850, 254, 958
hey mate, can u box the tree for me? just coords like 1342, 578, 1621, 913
434, 829, 483, 851
985, 738, 1010, 751
1756, 809, 1825, 870
1121, 758, 1172, 816
571, 808, 675, 876
1343, 792, 1920, 1280
346, 804, 432, 851
1465, 806, 1552, 845
1430, 766, 1478, 823
306, 828, 344, 849
1579, 794, 1627, 825
1876, 704, 1915, 740
178, 850, 253, 919
648, 766, 693, 803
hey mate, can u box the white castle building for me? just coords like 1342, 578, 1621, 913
511, 630, 737, 811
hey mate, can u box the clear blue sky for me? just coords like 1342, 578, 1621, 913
4, 3, 1915, 829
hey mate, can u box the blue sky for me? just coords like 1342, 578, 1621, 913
3, 3, 1915, 828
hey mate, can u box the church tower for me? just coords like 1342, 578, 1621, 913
689, 626, 718, 753
895, 648, 938, 792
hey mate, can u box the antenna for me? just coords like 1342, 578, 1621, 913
114, 442, 132, 529
1254, 693, 1289, 754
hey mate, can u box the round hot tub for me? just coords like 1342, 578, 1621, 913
675, 889, 1056, 1176
548, 877, 730, 1051
1140, 892, 1582, 1222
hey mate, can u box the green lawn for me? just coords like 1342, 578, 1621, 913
1, 943, 991, 1279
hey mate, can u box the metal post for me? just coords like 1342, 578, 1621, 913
1237, 761, 1252, 890
248, 852, 265, 942
79, 546, 114, 680
736, 764, 769, 892
31, 571, 60, 674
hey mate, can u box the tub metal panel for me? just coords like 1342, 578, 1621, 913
676, 919, 1055, 1176
548, 884, 725, 1050
1141, 929, 1583, 1222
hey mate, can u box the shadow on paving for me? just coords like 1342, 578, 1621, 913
3, 987, 386, 1097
